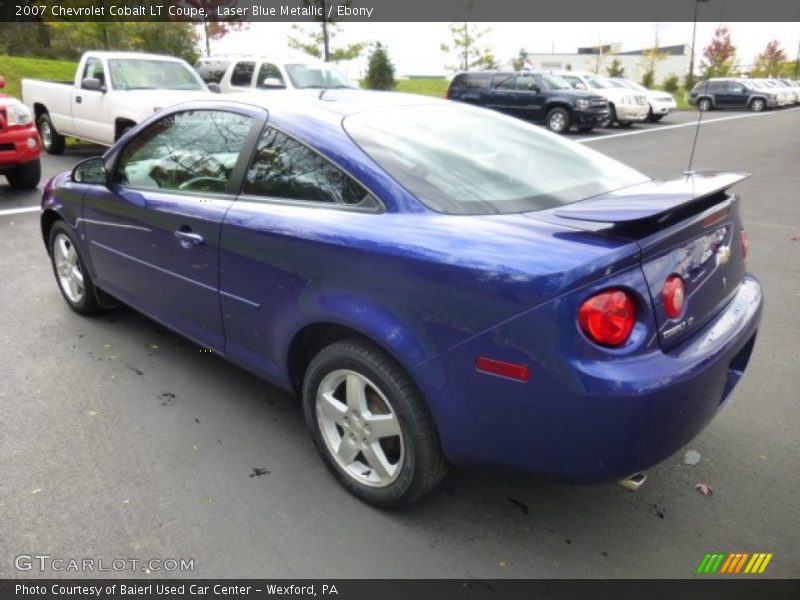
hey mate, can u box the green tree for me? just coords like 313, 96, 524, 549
288, 1, 365, 62
512, 48, 528, 71
701, 25, 738, 78
639, 32, 668, 89
364, 42, 395, 90
440, 22, 496, 71
606, 58, 625, 77
662, 74, 679, 93
751, 40, 787, 78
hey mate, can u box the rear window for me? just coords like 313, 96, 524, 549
344, 104, 648, 216
451, 73, 491, 89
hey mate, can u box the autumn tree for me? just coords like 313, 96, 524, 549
752, 40, 787, 78
172, 0, 247, 56
701, 25, 738, 78
440, 22, 497, 71
288, 1, 365, 62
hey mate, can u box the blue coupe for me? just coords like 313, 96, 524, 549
41, 91, 762, 506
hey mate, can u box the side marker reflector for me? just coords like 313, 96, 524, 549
475, 357, 530, 382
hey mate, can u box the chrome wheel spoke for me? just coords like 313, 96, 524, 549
345, 373, 368, 412
335, 437, 359, 464
361, 442, 394, 480
364, 413, 401, 439
318, 391, 347, 424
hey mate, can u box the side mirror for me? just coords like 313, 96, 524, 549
260, 77, 286, 90
0, 76, 5, 89
81, 77, 106, 92
207, 82, 221, 93
72, 157, 107, 185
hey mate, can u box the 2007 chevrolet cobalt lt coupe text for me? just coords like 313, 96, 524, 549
41, 91, 762, 507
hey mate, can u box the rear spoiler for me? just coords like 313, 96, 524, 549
553, 171, 751, 223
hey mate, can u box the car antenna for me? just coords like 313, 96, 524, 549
686, 0, 726, 177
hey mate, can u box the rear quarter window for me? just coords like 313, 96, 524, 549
451, 73, 491, 89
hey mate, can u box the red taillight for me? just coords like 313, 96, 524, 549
662, 275, 686, 319
741, 230, 749, 260
578, 289, 636, 347
475, 357, 530, 382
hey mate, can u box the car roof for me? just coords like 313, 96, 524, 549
87, 51, 186, 62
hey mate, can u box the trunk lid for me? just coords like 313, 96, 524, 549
532, 172, 750, 350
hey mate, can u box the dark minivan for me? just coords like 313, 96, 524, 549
446, 71, 609, 133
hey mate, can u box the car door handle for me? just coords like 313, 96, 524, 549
174, 230, 205, 248
75, 96, 82, 104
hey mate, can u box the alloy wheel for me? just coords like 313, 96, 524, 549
53, 233, 85, 304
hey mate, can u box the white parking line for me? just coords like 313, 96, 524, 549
0, 206, 40, 217
578, 106, 800, 143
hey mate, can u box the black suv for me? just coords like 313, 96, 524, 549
688, 79, 778, 112
446, 71, 609, 133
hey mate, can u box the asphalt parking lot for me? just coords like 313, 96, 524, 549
1, 107, 799, 579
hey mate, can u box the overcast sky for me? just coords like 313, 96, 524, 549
211, 22, 800, 77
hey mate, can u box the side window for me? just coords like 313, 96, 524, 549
230, 61, 255, 87
709, 81, 726, 93
257, 63, 285, 88
516, 74, 537, 91
492, 74, 516, 90
730, 82, 745, 93
563, 75, 585, 90
243, 127, 372, 206
454, 73, 490, 90
114, 110, 253, 193
82, 58, 106, 88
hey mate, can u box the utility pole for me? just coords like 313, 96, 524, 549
688, 0, 710, 83
321, 0, 330, 62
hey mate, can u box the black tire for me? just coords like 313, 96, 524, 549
6, 158, 41, 190
303, 339, 448, 508
750, 98, 766, 112
618, 121, 633, 128
544, 107, 571, 134
651, 114, 665, 122
577, 126, 593, 132
48, 221, 102, 315
697, 98, 712, 112
601, 104, 617, 128
37, 113, 66, 155
646, 107, 656, 122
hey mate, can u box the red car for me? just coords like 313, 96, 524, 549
0, 75, 41, 189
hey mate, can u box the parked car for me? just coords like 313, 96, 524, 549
753, 79, 794, 106
775, 79, 800, 103
688, 79, 777, 112
22, 51, 215, 154
194, 55, 237, 85
552, 71, 649, 127
446, 70, 609, 133
41, 92, 762, 507
0, 75, 41, 189
610, 77, 677, 122
208, 55, 359, 93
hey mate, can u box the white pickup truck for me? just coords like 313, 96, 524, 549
22, 51, 215, 154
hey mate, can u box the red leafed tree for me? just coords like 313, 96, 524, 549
752, 40, 787, 77
701, 25, 738, 77
173, 0, 248, 56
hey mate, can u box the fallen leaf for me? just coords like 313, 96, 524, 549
695, 483, 713, 496
790, 236, 800, 241
499, 561, 507, 567
150, 344, 159, 350
683, 449, 701, 466
32, 489, 42, 495
87, 411, 98, 417
122, 500, 131, 505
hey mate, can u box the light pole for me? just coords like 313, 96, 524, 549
688, 0, 710, 85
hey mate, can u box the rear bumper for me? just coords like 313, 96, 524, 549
420, 274, 763, 482
0, 124, 41, 170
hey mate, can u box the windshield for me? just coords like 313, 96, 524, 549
585, 75, 614, 89
538, 73, 571, 90
616, 79, 646, 91
109, 59, 205, 91
284, 64, 358, 89
344, 104, 648, 216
